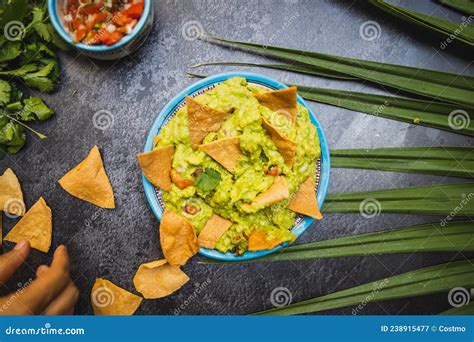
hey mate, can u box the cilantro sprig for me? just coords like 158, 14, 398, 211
0, 0, 67, 158
195, 168, 222, 193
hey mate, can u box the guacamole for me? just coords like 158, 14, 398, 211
155, 77, 321, 255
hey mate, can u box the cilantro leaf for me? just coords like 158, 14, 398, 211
0, 41, 22, 62
20, 97, 54, 121
195, 168, 222, 192
0, 0, 28, 28
0, 79, 11, 105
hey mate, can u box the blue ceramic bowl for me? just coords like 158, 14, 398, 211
142, 72, 330, 261
47, 0, 153, 60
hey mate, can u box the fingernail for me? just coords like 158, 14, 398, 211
14, 240, 27, 251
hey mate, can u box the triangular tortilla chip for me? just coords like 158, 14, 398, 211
198, 214, 233, 249
288, 176, 322, 220
255, 87, 297, 123
262, 118, 296, 167
0, 168, 24, 216
91, 278, 142, 315
242, 176, 289, 211
137, 145, 174, 191
152, 135, 160, 149
59, 146, 115, 209
4, 197, 52, 252
248, 230, 281, 251
186, 96, 229, 148
199, 137, 243, 173
133, 259, 189, 299
160, 209, 199, 266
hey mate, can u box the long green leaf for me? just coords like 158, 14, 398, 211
204, 36, 474, 107
439, 0, 474, 16
296, 85, 474, 136
331, 147, 474, 178
324, 183, 474, 215
439, 301, 474, 315
190, 61, 357, 80
241, 221, 474, 263
255, 259, 474, 315
369, 0, 474, 45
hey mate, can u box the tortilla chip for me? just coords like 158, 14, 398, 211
137, 145, 174, 191
133, 259, 189, 299
255, 87, 297, 123
242, 176, 289, 211
198, 214, 233, 249
59, 146, 115, 209
4, 197, 52, 252
248, 230, 281, 251
186, 96, 229, 148
199, 137, 243, 173
262, 118, 296, 167
91, 278, 142, 315
0, 168, 25, 216
288, 176, 322, 220
160, 209, 199, 265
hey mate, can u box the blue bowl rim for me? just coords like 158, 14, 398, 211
142, 71, 331, 261
47, 0, 152, 53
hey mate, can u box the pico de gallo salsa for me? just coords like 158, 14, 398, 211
63, 0, 144, 46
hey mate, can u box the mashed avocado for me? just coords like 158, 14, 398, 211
156, 77, 320, 255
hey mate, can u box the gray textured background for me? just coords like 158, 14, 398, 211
1, 0, 473, 315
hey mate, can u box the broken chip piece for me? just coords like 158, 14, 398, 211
198, 214, 233, 249
262, 118, 296, 167
137, 145, 174, 191
199, 137, 243, 173
133, 259, 189, 299
255, 86, 297, 123
241, 176, 289, 211
0, 168, 25, 217
59, 145, 115, 209
91, 278, 142, 316
160, 209, 199, 266
248, 230, 282, 251
186, 96, 229, 148
4, 197, 52, 252
288, 176, 322, 220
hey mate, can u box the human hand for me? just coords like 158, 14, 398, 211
0, 240, 79, 315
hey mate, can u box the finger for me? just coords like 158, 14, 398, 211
36, 265, 49, 278
10, 245, 71, 314
42, 282, 79, 315
0, 240, 30, 284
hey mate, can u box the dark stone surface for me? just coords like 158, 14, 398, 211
1, 0, 473, 315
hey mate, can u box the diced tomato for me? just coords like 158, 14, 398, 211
75, 28, 87, 42
71, 18, 83, 30
123, 2, 143, 19
171, 169, 194, 189
103, 31, 123, 46
112, 13, 133, 26
81, 2, 104, 15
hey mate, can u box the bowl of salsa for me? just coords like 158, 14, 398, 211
48, 0, 153, 60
